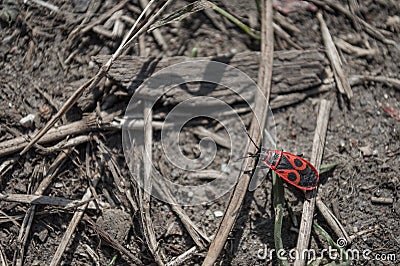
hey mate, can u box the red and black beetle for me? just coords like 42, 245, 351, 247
260, 149, 319, 190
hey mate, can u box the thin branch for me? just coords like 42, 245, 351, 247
139, 101, 165, 265
202, 0, 274, 265
294, 99, 331, 266
316, 197, 351, 244
49, 178, 99, 266
317, 12, 353, 99
0, 112, 117, 158
166, 246, 197, 266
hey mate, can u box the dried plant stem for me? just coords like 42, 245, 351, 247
139, 101, 165, 265
49, 179, 99, 266
317, 12, 353, 99
316, 197, 351, 244
210, 3, 260, 40
19, 0, 173, 156
294, 99, 331, 266
13, 150, 69, 266
202, 0, 274, 265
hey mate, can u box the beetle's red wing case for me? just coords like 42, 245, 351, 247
262, 150, 319, 190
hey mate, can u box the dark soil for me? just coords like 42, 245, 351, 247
0, 0, 399, 265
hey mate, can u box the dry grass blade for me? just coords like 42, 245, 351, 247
138, 101, 165, 265
83, 215, 142, 264
350, 75, 400, 90
294, 99, 331, 266
202, 0, 274, 265
0, 193, 81, 207
316, 197, 351, 244
273, 22, 302, 50
317, 12, 353, 99
309, 0, 395, 45
13, 150, 69, 266
49, 181, 98, 266
49, 143, 99, 266
151, 171, 210, 249
0, 244, 7, 266
166, 246, 197, 266
68, 0, 129, 40
26, 0, 59, 13
18, 0, 173, 156
149, 0, 212, 31
139, 0, 168, 50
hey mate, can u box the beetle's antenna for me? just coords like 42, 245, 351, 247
234, 153, 258, 162
243, 127, 260, 150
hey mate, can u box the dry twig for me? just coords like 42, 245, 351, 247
138, 101, 165, 265
83, 215, 143, 264
309, 0, 396, 45
202, 0, 274, 264
316, 197, 351, 244
19, 0, 174, 156
49, 178, 99, 266
350, 75, 400, 90
317, 12, 353, 99
13, 150, 69, 266
0, 112, 117, 158
68, 0, 129, 40
166, 247, 197, 266
294, 99, 331, 266
152, 169, 210, 249
334, 38, 377, 57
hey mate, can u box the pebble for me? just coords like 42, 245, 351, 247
214, 210, 224, 218
34, 228, 48, 243
206, 210, 213, 221
19, 114, 36, 128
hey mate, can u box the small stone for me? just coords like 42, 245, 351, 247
53, 182, 63, 188
371, 126, 380, 136
359, 145, 373, 157
34, 228, 48, 243
221, 164, 228, 172
19, 114, 36, 128
339, 140, 346, 152
88, 61, 95, 69
206, 210, 213, 221
214, 210, 224, 218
